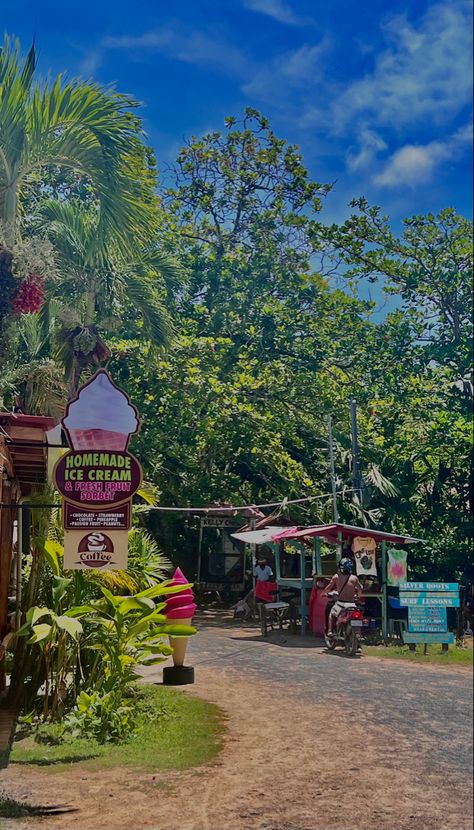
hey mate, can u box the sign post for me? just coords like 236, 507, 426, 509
399, 581, 459, 647
54, 370, 142, 570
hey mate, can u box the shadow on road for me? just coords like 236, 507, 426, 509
229, 632, 325, 650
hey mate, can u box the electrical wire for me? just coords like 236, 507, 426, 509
0, 488, 356, 511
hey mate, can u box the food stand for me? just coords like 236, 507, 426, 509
270, 524, 422, 638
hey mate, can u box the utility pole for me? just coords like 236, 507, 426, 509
327, 415, 339, 523
350, 399, 362, 502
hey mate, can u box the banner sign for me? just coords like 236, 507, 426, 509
54, 370, 142, 570
400, 594, 460, 607
408, 607, 447, 633
63, 530, 129, 570
400, 579, 458, 646
403, 632, 455, 645
400, 582, 459, 592
63, 502, 131, 531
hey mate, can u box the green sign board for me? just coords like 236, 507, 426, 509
403, 632, 455, 645
399, 582, 459, 592
400, 594, 460, 607
408, 607, 447, 633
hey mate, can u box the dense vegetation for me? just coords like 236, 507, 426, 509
0, 35, 472, 735
1, 41, 472, 582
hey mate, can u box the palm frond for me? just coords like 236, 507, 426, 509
124, 270, 173, 347
365, 463, 399, 497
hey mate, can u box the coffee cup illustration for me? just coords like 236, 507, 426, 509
77, 532, 114, 568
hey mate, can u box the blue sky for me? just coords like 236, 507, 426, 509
3, 0, 473, 228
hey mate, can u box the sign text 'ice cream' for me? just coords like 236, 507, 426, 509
54, 370, 143, 569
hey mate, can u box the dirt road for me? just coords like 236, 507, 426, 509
1, 612, 472, 830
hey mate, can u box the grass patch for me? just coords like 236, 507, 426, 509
11, 684, 224, 773
366, 643, 473, 666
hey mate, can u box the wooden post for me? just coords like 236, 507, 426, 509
313, 536, 321, 575
327, 416, 339, 522
0, 439, 19, 693
272, 542, 281, 582
300, 542, 306, 636
381, 540, 388, 641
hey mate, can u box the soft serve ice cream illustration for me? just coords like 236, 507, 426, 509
63, 370, 140, 451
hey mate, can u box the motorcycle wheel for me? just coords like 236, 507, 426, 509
324, 633, 336, 650
344, 625, 359, 657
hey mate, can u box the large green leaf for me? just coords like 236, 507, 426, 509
28, 623, 52, 644
55, 615, 83, 639
44, 539, 62, 576
26, 606, 52, 626
118, 596, 155, 614
64, 605, 97, 617
135, 582, 193, 600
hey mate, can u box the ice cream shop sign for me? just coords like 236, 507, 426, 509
54, 371, 143, 570
54, 450, 142, 507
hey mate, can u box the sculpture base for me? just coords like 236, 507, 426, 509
162, 665, 195, 686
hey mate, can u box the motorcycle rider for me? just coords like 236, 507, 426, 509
325, 558, 362, 633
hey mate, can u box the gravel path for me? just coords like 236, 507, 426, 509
159, 612, 473, 776
1, 611, 472, 830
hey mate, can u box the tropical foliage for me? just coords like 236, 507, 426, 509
0, 38, 472, 738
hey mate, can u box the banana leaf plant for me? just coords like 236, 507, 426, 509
65, 581, 196, 692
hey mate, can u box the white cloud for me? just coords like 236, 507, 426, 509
331, 0, 473, 132
373, 123, 472, 187
244, 0, 307, 26
243, 39, 331, 100
346, 129, 387, 172
79, 49, 103, 77
102, 27, 249, 76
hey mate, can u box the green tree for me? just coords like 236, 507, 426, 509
34, 200, 179, 394
0, 35, 159, 354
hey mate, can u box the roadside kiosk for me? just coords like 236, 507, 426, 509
234, 522, 422, 637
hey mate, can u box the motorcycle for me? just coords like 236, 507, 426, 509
324, 591, 368, 656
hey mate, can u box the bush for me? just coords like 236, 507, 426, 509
64, 689, 136, 743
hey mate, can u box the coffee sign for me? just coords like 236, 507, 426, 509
55, 371, 143, 569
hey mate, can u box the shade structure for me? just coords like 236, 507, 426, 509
230, 526, 290, 545
270, 523, 423, 545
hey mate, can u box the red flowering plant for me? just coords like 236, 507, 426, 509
12, 271, 46, 315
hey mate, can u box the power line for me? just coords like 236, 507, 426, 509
0, 489, 356, 512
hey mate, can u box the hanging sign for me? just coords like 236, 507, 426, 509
63, 530, 129, 570
63, 502, 131, 531
54, 370, 142, 569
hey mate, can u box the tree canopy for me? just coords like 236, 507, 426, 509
0, 47, 472, 582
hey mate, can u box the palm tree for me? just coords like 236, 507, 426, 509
34, 200, 180, 394
0, 35, 157, 249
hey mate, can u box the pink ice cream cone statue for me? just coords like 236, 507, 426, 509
163, 568, 197, 685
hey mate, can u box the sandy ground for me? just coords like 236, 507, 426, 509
1, 619, 472, 830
